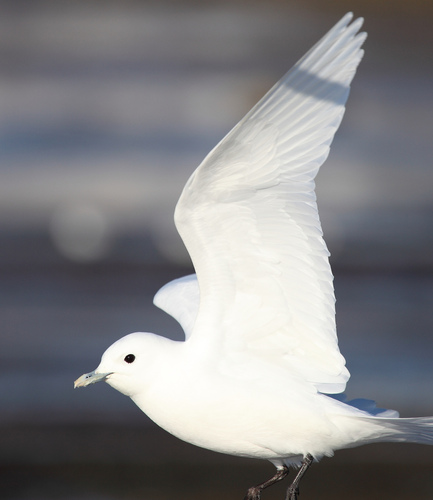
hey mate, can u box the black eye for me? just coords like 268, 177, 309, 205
124, 354, 135, 364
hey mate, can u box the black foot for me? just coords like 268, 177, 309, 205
244, 486, 262, 500
284, 454, 314, 500
286, 485, 299, 500
244, 466, 289, 500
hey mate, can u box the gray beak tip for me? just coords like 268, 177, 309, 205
74, 370, 112, 388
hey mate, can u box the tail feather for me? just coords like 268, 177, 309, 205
362, 416, 433, 446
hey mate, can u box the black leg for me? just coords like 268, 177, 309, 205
285, 454, 314, 500
244, 466, 290, 500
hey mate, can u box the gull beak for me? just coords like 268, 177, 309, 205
74, 370, 113, 388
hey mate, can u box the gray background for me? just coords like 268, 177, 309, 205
1, 0, 432, 499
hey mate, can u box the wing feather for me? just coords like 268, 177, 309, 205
153, 275, 199, 339
173, 14, 367, 393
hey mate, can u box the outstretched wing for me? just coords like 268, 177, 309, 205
153, 274, 199, 339
174, 13, 366, 393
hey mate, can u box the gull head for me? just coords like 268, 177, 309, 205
74, 332, 163, 397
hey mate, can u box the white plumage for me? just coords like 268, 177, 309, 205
75, 13, 433, 499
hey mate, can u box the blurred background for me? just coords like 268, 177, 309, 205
0, 0, 432, 498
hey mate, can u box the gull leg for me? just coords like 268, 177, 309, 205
285, 454, 314, 500
244, 466, 290, 500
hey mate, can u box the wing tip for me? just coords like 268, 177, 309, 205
337, 12, 366, 41
342, 11, 354, 24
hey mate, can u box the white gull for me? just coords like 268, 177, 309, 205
75, 13, 433, 500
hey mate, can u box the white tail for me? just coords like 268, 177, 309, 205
355, 416, 433, 447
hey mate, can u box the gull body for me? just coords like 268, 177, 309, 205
81, 330, 415, 466
75, 13, 433, 498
